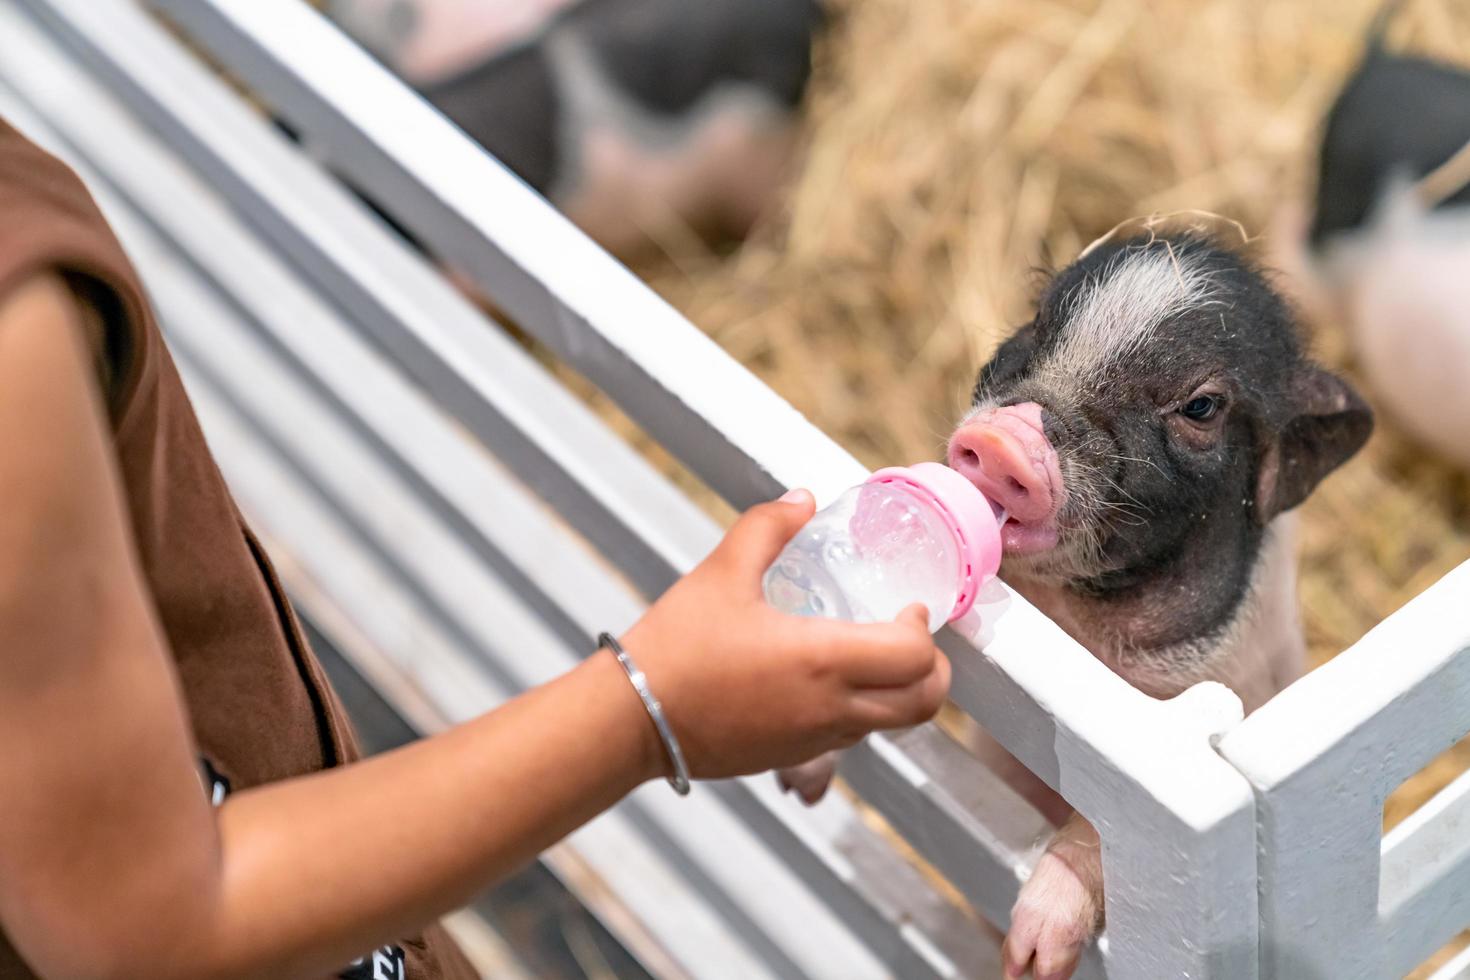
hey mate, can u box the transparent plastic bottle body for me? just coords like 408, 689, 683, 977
762, 483, 960, 633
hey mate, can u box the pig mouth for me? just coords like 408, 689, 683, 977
947, 403, 1066, 556
1001, 518, 1063, 554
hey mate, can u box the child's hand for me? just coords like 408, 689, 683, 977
619, 489, 950, 781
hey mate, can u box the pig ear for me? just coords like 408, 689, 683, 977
1254, 367, 1373, 524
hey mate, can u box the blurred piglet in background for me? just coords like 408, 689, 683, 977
1275, 1, 1470, 469
326, 0, 825, 261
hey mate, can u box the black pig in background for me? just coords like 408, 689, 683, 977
1275, 0, 1470, 470
326, 0, 825, 262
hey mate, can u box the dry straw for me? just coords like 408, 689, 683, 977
637, 0, 1470, 967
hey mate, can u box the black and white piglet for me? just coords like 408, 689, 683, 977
1275, 1, 1470, 468
781, 231, 1371, 977
328, 0, 825, 260
945, 232, 1371, 978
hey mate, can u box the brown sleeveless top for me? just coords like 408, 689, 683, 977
0, 118, 477, 980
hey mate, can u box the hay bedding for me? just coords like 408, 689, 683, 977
633, 0, 1470, 970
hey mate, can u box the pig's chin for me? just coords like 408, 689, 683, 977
1001, 520, 1061, 554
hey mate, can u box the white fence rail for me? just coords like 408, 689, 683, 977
2, 0, 1465, 976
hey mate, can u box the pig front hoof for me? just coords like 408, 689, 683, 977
775, 752, 838, 806
1002, 851, 1100, 980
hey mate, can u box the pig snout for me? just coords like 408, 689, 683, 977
947, 403, 1064, 553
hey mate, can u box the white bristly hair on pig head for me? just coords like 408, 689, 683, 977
1038, 244, 1225, 391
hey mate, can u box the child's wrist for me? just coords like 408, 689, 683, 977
586, 632, 671, 787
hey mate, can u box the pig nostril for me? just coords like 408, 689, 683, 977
1005, 476, 1028, 497
957, 448, 979, 467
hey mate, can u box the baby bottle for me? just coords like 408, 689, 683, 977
763, 463, 1006, 633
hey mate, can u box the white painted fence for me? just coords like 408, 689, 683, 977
1218, 563, 1470, 980
0, 0, 1464, 976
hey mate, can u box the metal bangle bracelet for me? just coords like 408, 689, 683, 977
598, 632, 691, 796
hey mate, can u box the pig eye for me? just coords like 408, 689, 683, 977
1180, 394, 1222, 422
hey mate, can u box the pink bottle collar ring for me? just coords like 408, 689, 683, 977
865, 462, 1005, 622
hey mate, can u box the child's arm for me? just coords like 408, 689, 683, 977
0, 273, 949, 980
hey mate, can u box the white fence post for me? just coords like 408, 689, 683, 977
936, 596, 1262, 978
1217, 560, 1470, 979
